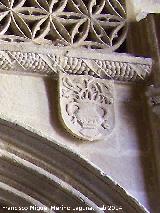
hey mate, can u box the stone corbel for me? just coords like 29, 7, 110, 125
0, 0, 153, 141
0, 46, 152, 141
59, 73, 114, 141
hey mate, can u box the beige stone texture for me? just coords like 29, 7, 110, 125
0, 73, 158, 212
0, 0, 159, 212
127, 0, 160, 21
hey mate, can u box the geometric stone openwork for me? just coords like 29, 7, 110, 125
0, 44, 153, 141
0, 1, 157, 212
0, 0, 153, 142
0, 0, 127, 51
0, 43, 152, 141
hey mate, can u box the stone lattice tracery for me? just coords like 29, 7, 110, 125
0, 0, 153, 142
0, 0, 127, 50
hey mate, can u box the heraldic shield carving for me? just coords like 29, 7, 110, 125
59, 73, 115, 141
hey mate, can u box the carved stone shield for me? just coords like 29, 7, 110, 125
59, 73, 115, 141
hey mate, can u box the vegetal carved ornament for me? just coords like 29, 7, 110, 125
0, 0, 153, 141
59, 73, 114, 141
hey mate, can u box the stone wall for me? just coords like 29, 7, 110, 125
0, 0, 159, 212
0, 73, 158, 212
128, 0, 160, 21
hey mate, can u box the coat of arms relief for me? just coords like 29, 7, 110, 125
0, 0, 152, 141
59, 73, 114, 141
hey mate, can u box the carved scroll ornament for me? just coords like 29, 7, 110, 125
59, 73, 114, 141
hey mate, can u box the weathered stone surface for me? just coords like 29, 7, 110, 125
133, 0, 160, 21
0, 115, 148, 213
59, 73, 114, 141
0, 0, 158, 212
0, 74, 158, 212
0, 0, 127, 51
0, 45, 152, 82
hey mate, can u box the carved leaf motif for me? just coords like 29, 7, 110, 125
71, 18, 90, 44
60, 73, 115, 141
110, 22, 126, 46
57, 12, 83, 24
17, 8, 47, 20
14, 0, 26, 8
11, 12, 32, 39
51, 18, 71, 44
69, 0, 88, 15
107, 0, 126, 18
95, 14, 124, 26
91, 21, 111, 46
0, 15, 11, 35
32, 18, 50, 40
88, 0, 106, 15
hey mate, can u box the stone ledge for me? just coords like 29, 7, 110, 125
0, 45, 152, 82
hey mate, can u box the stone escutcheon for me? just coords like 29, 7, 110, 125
59, 72, 115, 141
0, 0, 153, 142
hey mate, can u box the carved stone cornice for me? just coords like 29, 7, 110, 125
0, 0, 156, 210
0, 45, 152, 141
0, 45, 152, 82
0, 0, 152, 83
0, 0, 153, 142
